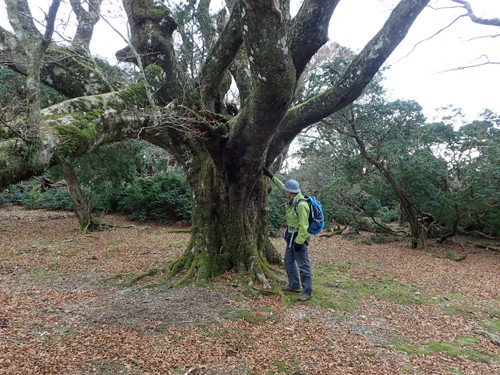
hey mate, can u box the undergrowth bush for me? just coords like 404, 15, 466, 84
117, 172, 192, 224
0, 172, 192, 225
0, 180, 73, 210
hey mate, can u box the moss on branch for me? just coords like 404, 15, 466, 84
117, 83, 150, 109
55, 123, 97, 159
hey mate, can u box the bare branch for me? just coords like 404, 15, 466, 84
469, 33, 500, 41
440, 56, 500, 72
411, 1, 500, 72
451, 0, 500, 27
394, 14, 466, 64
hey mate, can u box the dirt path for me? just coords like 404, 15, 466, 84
0, 206, 498, 374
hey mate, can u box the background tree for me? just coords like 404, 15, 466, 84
0, 0, 431, 284
291, 52, 499, 246
422, 110, 500, 240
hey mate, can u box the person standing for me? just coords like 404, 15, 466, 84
263, 168, 313, 302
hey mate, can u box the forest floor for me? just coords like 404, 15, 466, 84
0, 205, 498, 375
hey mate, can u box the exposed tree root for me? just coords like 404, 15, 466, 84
475, 329, 500, 346
469, 242, 500, 253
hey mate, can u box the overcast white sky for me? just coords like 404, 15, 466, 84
328, 0, 500, 120
2, 0, 499, 121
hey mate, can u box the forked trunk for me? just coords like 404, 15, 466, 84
170, 156, 281, 285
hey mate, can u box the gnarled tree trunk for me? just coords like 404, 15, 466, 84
170, 154, 281, 285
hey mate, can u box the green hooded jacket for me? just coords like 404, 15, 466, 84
271, 176, 310, 245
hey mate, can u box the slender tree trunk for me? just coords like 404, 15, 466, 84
438, 206, 462, 244
169, 155, 281, 286
351, 127, 425, 249
408, 212, 424, 249
25, 55, 42, 138
62, 164, 100, 231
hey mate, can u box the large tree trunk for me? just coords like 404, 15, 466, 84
169, 155, 281, 286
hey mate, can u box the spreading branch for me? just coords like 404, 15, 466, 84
267, 0, 430, 164
289, 0, 341, 78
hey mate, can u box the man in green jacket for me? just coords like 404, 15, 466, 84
263, 168, 312, 302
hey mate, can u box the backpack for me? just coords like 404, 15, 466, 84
294, 195, 325, 235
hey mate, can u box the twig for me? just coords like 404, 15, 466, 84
394, 14, 466, 64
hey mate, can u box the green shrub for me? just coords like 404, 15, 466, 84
0, 179, 72, 210
117, 172, 192, 224
0, 184, 26, 204
379, 205, 399, 223
0, 171, 191, 225
267, 188, 287, 235
39, 187, 74, 210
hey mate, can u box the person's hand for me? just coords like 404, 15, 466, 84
262, 167, 273, 179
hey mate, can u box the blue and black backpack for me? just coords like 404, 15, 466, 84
294, 195, 325, 235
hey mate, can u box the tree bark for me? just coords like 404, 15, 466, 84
169, 154, 280, 285
62, 163, 100, 231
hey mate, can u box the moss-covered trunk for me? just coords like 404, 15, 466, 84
62, 164, 100, 232
170, 156, 281, 286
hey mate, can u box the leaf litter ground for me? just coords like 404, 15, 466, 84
0, 206, 498, 374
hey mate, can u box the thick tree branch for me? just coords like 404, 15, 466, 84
69, 0, 103, 52
266, 0, 430, 164
224, 0, 296, 171
0, 88, 212, 190
42, 0, 61, 50
289, 0, 341, 78
4, 0, 61, 138
118, 0, 181, 104
198, 3, 243, 110
0, 27, 115, 98
228, 47, 251, 105
195, 0, 216, 47
5, 0, 40, 40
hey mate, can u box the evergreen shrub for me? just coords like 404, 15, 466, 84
267, 188, 287, 235
117, 172, 192, 224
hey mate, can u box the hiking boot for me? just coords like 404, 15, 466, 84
282, 285, 301, 293
298, 293, 311, 302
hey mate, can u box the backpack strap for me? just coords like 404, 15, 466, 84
293, 197, 308, 216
